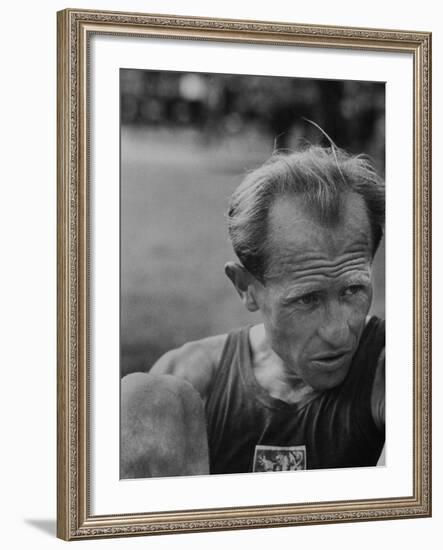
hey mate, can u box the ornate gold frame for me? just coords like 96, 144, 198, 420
57, 8, 431, 540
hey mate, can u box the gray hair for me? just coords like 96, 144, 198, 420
227, 145, 385, 283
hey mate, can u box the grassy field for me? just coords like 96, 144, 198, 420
120, 127, 385, 377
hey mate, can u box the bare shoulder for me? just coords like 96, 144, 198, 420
149, 333, 228, 400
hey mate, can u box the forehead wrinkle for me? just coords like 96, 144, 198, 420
277, 249, 368, 266
281, 270, 372, 300
263, 193, 373, 284
266, 228, 371, 277
266, 245, 371, 277
266, 260, 370, 283
292, 259, 370, 278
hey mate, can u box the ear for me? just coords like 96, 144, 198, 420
224, 261, 261, 312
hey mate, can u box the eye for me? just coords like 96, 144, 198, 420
294, 292, 321, 307
342, 284, 365, 297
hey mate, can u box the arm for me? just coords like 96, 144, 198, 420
121, 335, 226, 479
121, 372, 209, 478
371, 348, 385, 464
149, 334, 227, 404
371, 347, 385, 430
376, 444, 386, 466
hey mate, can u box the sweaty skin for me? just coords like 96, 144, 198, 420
249, 192, 374, 396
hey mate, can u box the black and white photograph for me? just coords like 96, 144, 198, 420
52, 5, 432, 542
120, 69, 386, 479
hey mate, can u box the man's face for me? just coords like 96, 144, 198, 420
254, 192, 374, 391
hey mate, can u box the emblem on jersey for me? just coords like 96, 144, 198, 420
253, 445, 307, 472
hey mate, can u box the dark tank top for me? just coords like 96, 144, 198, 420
205, 316, 385, 474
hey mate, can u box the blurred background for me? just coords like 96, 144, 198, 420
120, 69, 385, 377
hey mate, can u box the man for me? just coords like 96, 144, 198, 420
121, 145, 385, 478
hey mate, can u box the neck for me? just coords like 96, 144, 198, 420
248, 324, 316, 404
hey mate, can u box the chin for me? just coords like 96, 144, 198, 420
307, 364, 350, 391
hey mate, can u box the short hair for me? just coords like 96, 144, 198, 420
227, 145, 385, 283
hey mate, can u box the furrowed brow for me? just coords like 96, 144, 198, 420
281, 284, 324, 301
341, 271, 372, 285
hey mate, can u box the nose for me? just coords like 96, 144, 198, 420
317, 304, 351, 348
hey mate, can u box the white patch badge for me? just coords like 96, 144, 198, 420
253, 445, 307, 472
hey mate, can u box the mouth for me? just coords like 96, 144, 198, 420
310, 349, 352, 369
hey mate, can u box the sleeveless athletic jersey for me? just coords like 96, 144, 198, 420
205, 316, 385, 474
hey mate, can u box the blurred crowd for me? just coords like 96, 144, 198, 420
121, 69, 385, 173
